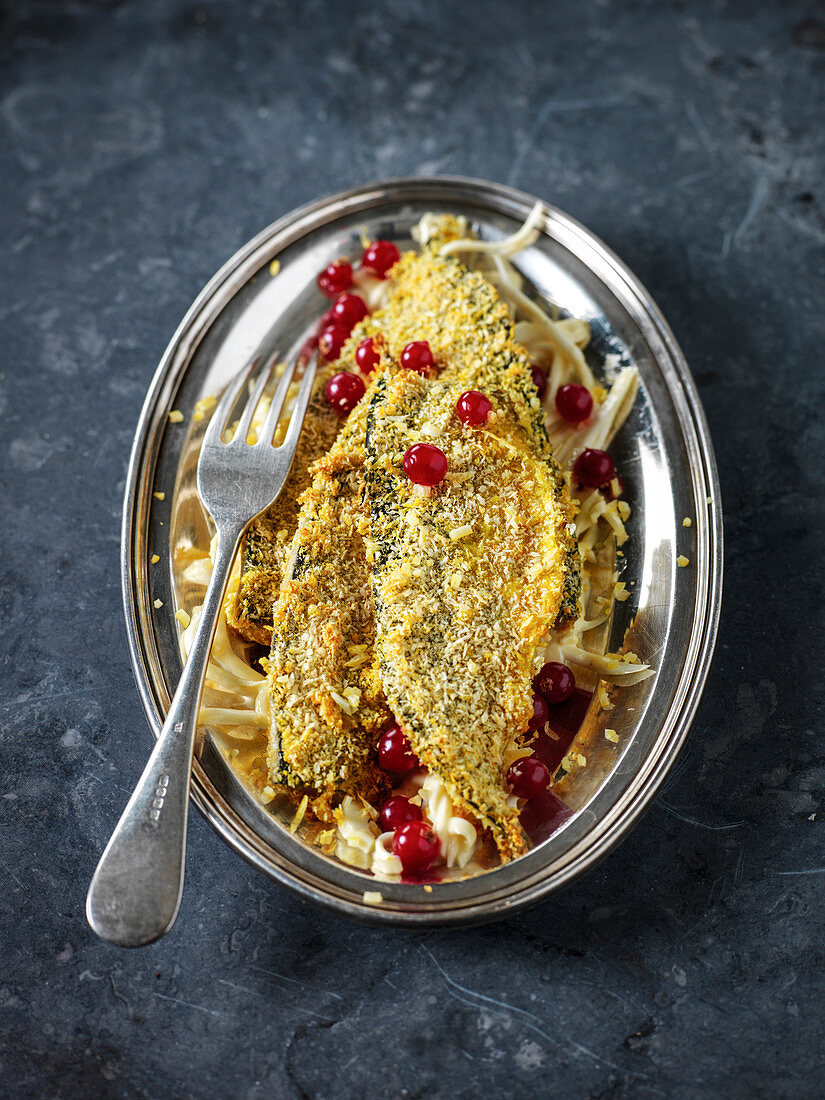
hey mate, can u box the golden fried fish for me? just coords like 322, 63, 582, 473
364, 369, 575, 858
266, 395, 391, 801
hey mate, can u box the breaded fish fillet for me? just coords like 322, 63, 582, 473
364, 370, 574, 859
266, 395, 391, 801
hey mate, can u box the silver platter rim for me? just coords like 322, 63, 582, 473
121, 175, 723, 925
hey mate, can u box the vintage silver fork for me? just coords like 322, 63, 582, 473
86, 348, 318, 947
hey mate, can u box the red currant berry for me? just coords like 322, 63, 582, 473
456, 390, 492, 427
507, 756, 551, 799
573, 447, 615, 488
355, 336, 380, 375
325, 371, 365, 416
531, 365, 548, 400
331, 292, 369, 332
400, 341, 434, 374
317, 260, 352, 298
316, 307, 336, 333
378, 795, 422, 832
392, 820, 441, 874
318, 324, 349, 362
534, 661, 576, 704
527, 692, 549, 732
378, 724, 419, 773
555, 383, 593, 423
403, 443, 447, 487
362, 239, 400, 279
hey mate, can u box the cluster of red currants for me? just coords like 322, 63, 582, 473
374, 724, 440, 875
317, 241, 401, 417
506, 661, 577, 800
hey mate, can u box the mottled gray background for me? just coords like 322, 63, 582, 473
1, 0, 824, 1097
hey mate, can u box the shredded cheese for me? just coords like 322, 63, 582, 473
290, 794, 309, 834
448, 523, 473, 540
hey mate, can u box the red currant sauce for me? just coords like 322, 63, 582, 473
531, 730, 573, 777
400, 866, 444, 885
527, 692, 549, 732
546, 687, 593, 741
531, 688, 593, 775
519, 789, 573, 845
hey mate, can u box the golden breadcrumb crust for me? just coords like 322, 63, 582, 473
365, 370, 569, 859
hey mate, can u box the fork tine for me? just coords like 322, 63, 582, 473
233, 350, 280, 444
201, 354, 261, 449
255, 345, 308, 447
278, 352, 318, 455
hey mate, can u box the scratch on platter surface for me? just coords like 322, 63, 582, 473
419, 944, 655, 1084
153, 991, 228, 1019
656, 801, 745, 831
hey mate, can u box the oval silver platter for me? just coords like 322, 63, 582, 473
122, 176, 722, 925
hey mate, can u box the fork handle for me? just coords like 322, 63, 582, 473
86, 528, 241, 947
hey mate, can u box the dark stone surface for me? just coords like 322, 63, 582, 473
1, 1, 823, 1096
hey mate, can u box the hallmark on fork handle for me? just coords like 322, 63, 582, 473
146, 773, 170, 828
